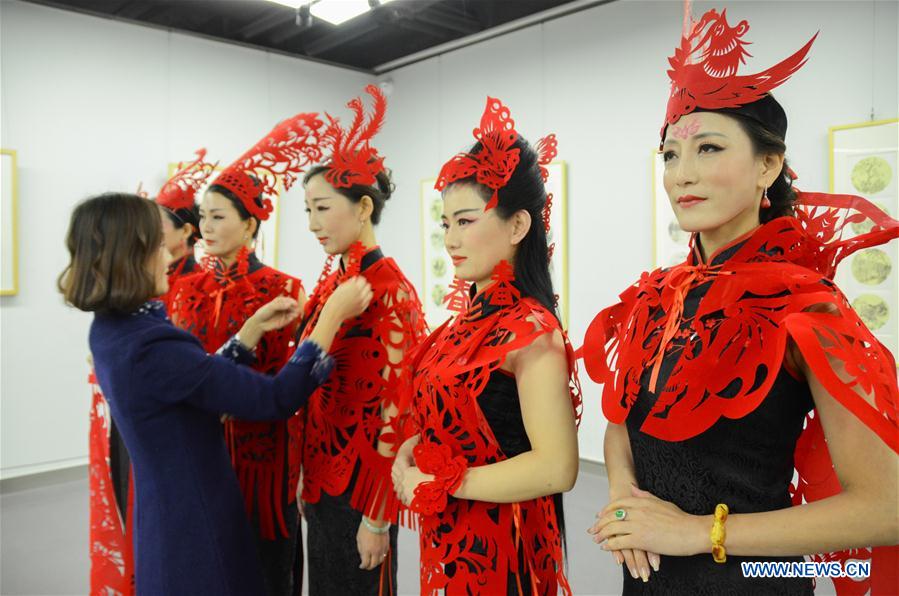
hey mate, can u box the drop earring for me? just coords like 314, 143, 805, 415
761, 187, 771, 209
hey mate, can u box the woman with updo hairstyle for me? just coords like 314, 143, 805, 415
583, 8, 899, 594
295, 85, 427, 595
60, 191, 372, 595
167, 113, 323, 596
391, 97, 582, 595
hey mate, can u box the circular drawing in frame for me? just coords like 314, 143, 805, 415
431, 284, 447, 308
432, 258, 447, 278
852, 293, 890, 331
850, 202, 890, 236
851, 249, 892, 286
851, 156, 892, 195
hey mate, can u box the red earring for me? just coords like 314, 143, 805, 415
761, 188, 771, 209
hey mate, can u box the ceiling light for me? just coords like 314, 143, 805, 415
264, 0, 306, 8
263, 0, 394, 26
309, 0, 371, 26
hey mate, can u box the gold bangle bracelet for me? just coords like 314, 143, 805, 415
710, 503, 729, 563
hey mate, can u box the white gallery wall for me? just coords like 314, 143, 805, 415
1, 0, 896, 477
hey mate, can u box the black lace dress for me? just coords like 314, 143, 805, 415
622, 243, 815, 595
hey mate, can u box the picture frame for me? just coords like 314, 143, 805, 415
1, 149, 19, 296
829, 118, 899, 364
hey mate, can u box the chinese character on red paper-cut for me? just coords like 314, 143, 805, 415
487, 261, 519, 306
443, 278, 471, 314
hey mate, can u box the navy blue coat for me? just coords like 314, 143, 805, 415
90, 302, 329, 595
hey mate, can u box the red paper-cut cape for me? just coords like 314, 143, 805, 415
88, 372, 134, 595
581, 192, 899, 593
295, 245, 428, 522
168, 250, 302, 539
403, 274, 582, 595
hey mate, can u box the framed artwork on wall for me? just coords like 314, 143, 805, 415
651, 149, 690, 269
419, 162, 570, 329
1, 149, 18, 296
829, 118, 899, 365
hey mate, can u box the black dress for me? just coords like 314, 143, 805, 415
470, 368, 554, 596
622, 242, 815, 595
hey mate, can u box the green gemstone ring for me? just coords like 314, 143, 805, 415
614, 508, 627, 521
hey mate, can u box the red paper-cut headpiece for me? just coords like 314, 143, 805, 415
662, 6, 817, 138
156, 148, 218, 213
320, 85, 387, 189
435, 97, 557, 212
212, 113, 324, 221
535, 134, 558, 234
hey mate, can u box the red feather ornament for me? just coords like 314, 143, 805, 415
320, 85, 388, 189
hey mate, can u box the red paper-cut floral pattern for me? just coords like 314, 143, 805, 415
168, 250, 302, 539
403, 265, 582, 595
295, 246, 428, 521
664, 8, 817, 132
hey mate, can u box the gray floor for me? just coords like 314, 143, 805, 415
0, 463, 837, 595
0, 463, 620, 595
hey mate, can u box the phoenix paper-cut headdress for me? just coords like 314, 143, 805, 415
319, 85, 387, 189
212, 113, 324, 221
662, 5, 817, 141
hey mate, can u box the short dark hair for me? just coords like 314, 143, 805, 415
303, 165, 394, 225
59, 192, 162, 314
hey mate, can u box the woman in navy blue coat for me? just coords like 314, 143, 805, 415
59, 192, 373, 595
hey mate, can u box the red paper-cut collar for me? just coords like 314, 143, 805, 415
212, 113, 324, 221
435, 97, 557, 212
663, 7, 817, 135
200, 245, 251, 284
321, 85, 387, 189
156, 149, 218, 213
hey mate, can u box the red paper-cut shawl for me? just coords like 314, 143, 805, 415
168, 249, 302, 540
582, 192, 899, 593
295, 244, 428, 522
405, 279, 582, 595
